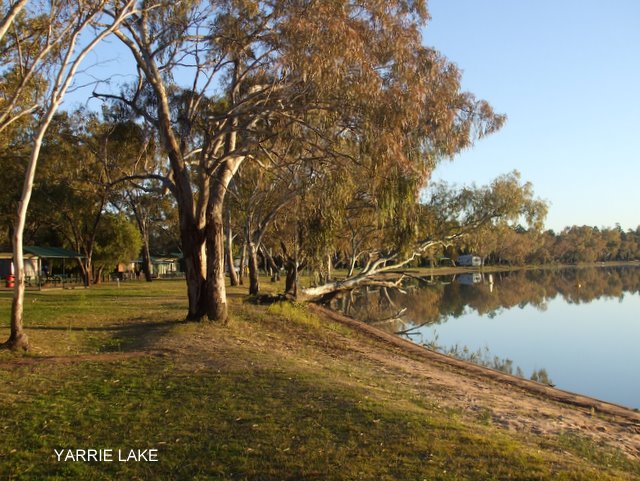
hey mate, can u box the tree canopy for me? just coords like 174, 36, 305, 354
92, 0, 506, 321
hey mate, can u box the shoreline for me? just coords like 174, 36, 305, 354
309, 303, 640, 460
309, 304, 640, 421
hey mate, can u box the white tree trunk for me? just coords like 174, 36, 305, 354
6, 116, 51, 349
2, 0, 136, 350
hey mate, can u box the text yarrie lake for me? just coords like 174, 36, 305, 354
54, 448, 158, 462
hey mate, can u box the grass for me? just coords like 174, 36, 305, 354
0, 279, 638, 480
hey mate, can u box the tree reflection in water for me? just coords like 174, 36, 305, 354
328, 266, 640, 383
330, 266, 640, 331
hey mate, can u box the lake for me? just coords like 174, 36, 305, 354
330, 266, 640, 409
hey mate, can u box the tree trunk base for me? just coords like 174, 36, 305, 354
184, 305, 229, 324
185, 312, 207, 323
1, 332, 29, 351
207, 302, 228, 324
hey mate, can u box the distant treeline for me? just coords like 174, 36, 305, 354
454, 224, 640, 266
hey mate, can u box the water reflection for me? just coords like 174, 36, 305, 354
330, 266, 640, 333
329, 266, 640, 408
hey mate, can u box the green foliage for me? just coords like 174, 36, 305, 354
267, 301, 321, 329
93, 213, 142, 271
423, 171, 548, 239
0, 4, 50, 133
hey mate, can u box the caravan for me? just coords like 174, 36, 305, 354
456, 254, 482, 267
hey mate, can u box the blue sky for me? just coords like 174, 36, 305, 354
424, 0, 640, 231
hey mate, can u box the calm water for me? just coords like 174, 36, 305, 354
332, 266, 640, 409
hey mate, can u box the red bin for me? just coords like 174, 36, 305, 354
5, 275, 14, 288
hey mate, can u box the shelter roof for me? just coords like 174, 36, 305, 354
23, 246, 84, 259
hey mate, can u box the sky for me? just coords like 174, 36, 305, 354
424, 0, 640, 232
65, 1, 640, 232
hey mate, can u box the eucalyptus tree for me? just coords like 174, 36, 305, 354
119, 184, 172, 281
489, 225, 532, 266
101, 0, 288, 320
34, 111, 145, 285
618, 228, 640, 261
526, 229, 557, 265
231, 162, 292, 295
462, 225, 497, 267
97, 115, 164, 282
229, 135, 319, 295
555, 226, 607, 264
263, 46, 511, 297
295, 171, 547, 301
103, 0, 506, 322
1, 0, 136, 351
599, 226, 622, 262
92, 212, 142, 282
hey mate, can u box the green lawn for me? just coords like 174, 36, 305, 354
0, 281, 638, 480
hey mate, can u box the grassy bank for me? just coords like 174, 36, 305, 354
0, 281, 638, 480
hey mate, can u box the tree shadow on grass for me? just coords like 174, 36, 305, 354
26, 318, 185, 353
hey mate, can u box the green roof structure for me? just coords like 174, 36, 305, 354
23, 246, 84, 259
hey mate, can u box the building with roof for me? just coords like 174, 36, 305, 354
0, 246, 84, 285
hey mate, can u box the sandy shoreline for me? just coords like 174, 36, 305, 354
309, 303, 640, 460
